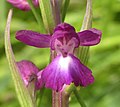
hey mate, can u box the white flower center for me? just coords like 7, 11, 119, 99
59, 56, 71, 70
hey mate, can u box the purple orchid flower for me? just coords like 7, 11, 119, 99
16, 23, 102, 91
7, 0, 39, 11
17, 60, 43, 90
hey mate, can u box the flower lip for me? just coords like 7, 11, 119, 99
42, 54, 94, 91
59, 55, 71, 70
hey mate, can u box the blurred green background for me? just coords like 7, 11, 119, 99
0, 0, 120, 107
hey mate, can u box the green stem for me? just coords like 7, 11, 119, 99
52, 91, 62, 107
39, 0, 55, 34
61, 90, 70, 107
51, 0, 61, 25
73, 88, 87, 107
62, 0, 70, 22
65, 84, 75, 95
37, 88, 45, 106
52, 88, 70, 107
65, 84, 87, 107
27, 0, 45, 33
0, 0, 6, 50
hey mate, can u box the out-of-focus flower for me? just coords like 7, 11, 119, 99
16, 23, 102, 91
7, 0, 39, 11
17, 60, 43, 89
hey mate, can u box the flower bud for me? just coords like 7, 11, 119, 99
7, 0, 39, 11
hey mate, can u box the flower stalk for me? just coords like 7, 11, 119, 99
61, 90, 70, 107
51, 0, 61, 25
50, 1, 70, 106
73, 88, 87, 107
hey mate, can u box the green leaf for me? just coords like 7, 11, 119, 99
78, 0, 92, 65
75, 0, 92, 106
39, 0, 55, 34
73, 88, 87, 107
61, 0, 70, 22
27, 0, 45, 33
81, 0, 92, 30
4, 9, 36, 107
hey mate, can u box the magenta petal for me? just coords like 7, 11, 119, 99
7, 0, 39, 11
42, 54, 94, 91
32, 0, 39, 7
16, 30, 51, 48
17, 60, 39, 86
69, 54, 94, 87
50, 23, 80, 50
42, 55, 73, 91
7, 0, 31, 11
78, 28, 102, 46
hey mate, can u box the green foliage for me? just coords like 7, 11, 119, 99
0, 0, 120, 107
5, 9, 36, 107
40, 0, 55, 33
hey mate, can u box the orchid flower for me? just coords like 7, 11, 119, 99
16, 23, 102, 91
17, 60, 43, 90
7, 0, 39, 11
